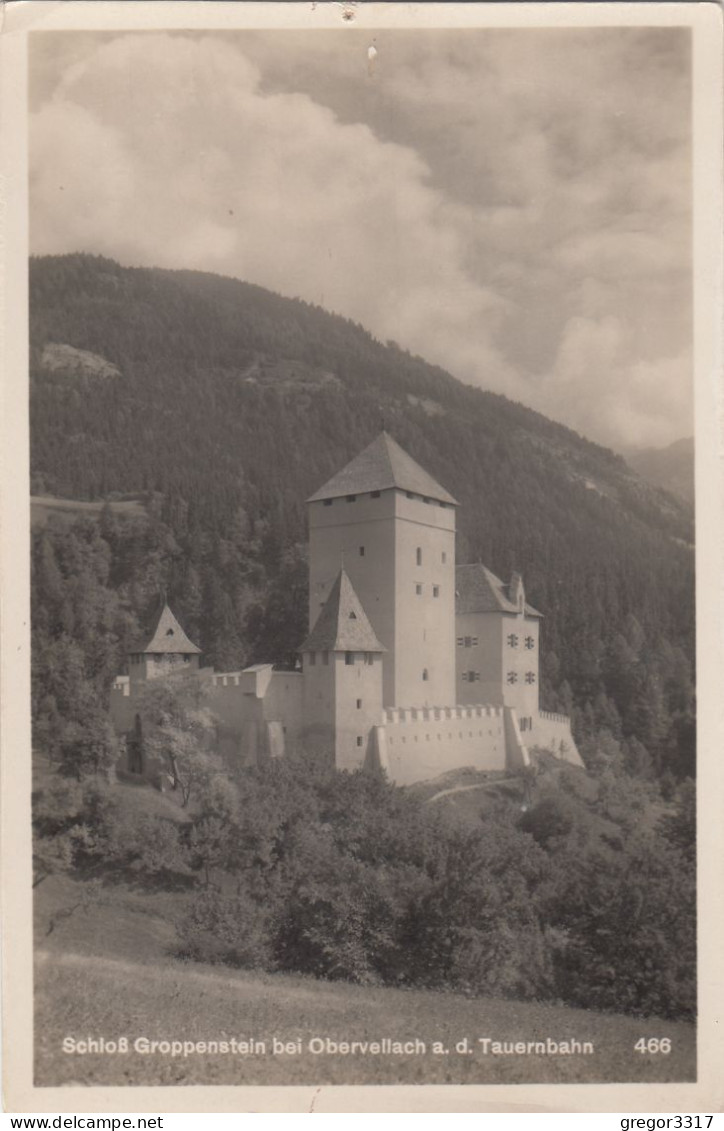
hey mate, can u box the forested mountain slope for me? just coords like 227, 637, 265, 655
29, 254, 695, 780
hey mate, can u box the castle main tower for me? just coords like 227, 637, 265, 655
307, 433, 457, 709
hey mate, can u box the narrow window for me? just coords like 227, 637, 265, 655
507, 671, 518, 684
183, 655, 190, 663
323, 499, 333, 507
525, 672, 536, 684
416, 547, 422, 566
345, 652, 354, 665
433, 585, 440, 598
356, 698, 362, 709
349, 610, 357, 620
422, 668, 429, 681
359, 546, 365, 557
364, 652, 373, 665
464, 636, 472, 648
322, 651, 329, 666
442, 551, 447, 563
356, 736, 363, 747
507, 633, 519, 648
415, 583, 422, 595
468, 670, 476, 682
309, 653, 316, 666
525, 636, 535, 650
371, 490, 381, 498
346, 494, 357, 503
406, 491, 414, 499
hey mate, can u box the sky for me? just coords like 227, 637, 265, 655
29, 27, 693, 451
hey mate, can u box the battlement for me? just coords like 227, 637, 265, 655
212, 672, 243, 688
384, 703, 503, 724
538, 710, 571, 726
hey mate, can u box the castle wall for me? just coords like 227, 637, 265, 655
375, 704, 507, 786
209, 669, 304, 764
455, 612, 504, 704
529, 710, 583, 767
110, 677, 135, 732
501, 613, 540, 719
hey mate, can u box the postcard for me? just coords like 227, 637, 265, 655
1, 0, 722, 1115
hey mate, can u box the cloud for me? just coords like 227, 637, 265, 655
30, 29, 693, 450
31, 34, 514, 391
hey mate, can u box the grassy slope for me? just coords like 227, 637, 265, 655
30, 496, 145, 527
34, 872, 695, 1088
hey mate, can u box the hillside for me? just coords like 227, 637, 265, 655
626, 438, 695, 505
29, 253, 696, 779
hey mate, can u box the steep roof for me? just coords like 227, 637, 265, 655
300, 569, 386, 653
455, 563, 542, 618
307, 432, 458, 506
138, 603, 202, 654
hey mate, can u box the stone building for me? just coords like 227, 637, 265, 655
111, 433, 581, 783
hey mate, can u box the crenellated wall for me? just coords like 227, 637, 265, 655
373, 704, 507, 786
529, 710, 583, 766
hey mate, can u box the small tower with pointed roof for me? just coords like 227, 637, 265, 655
299, 568, 385, 771
127, 601, 202, 685
307, 432, 457, 709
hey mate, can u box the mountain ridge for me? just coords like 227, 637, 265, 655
29, 253, 696, 778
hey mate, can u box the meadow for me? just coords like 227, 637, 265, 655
34, 873, 695, 1088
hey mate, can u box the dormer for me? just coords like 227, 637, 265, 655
509, 571, 525, 613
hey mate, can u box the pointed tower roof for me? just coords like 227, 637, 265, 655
307, 432, 458, 505
455, 563, 542, 618
300, 570, 386, 653
139, 603, 202, 654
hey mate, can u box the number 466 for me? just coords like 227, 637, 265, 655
635, 1038, 672, 1054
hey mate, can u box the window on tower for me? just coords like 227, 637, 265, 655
356, 698, 362, 709
507, 634, 519, 647
345, 652, 354, 665
359, 546, 365, 556
442, 551, 447, 563
322, 651, 329, 665
507, 671, 518, 684
433, 585, 440, 597
346, 494, 357, 503
416, 547, 422, 566
415, 584, 422, 595
371, 491, 381, 498
309, 653, 316, 666
525, 636, 535, 649
323, 499, 333, 507
349, 610, 357, 619
356, 736, 363, 747
364, 653, 374, 665
525, 672, 536, 684
422, 668, 429, 681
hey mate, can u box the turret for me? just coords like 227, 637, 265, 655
299, 569, 385, 771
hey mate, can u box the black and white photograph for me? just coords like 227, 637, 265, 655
2, 0, 723, 1114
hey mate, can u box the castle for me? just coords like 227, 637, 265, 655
111, 433, 581, 784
